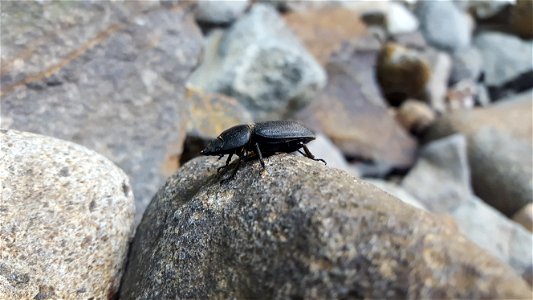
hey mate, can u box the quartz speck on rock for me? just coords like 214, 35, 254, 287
120, 154, 530, 299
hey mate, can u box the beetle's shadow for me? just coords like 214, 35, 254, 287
217, 154, 262, 184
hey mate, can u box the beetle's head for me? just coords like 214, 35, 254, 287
200, 137, 224, 156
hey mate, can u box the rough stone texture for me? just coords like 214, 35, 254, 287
0, 1, 203, 224
120, 154, 531, 299
0, 130, 135, 299
415, 0, 473, 53
194, 0, 249, 24
474, 32, 533, 92
297, 39, 417, 171
284, 6, 366, 65
513, 204, 533, 233
187, 4, 326, 120
179, 88, 253, 165
403, 134, 533, 280
424, 92, 533, 217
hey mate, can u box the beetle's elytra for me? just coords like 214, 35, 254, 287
201, 121, 326, 179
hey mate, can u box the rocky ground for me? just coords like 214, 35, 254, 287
1, 0, 532, 299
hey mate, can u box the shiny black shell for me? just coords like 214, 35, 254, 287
202, 121, 316, 156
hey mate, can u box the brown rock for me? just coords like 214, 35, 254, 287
510, 0, 533, 39
284, 6, 367, 65
425, 91, 533, 216
396, 100, 436, 134
513, 204, 533, 233
120, 154, 531, 299
0, 130, 134, 299
297, 39, 417, 169
376, 42, 431, 106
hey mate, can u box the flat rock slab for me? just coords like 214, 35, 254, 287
0, 130, 134, 299
0, 1, 203, 224
121, 154, 530, 299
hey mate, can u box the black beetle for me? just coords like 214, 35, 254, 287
201, 121, 326, 179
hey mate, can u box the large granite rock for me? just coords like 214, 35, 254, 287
424, 92, 533, 217
0, 1, 203, 224
297, 39, 417, 172
0, 130, 134, 299
188, 4, 326, 120
403, 134, 533, 280
120, 154, 530, 299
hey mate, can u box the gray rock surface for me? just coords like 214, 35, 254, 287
120, 154, 530, 299
425, 92, 532, 217
188, 4, 326, 120
298, 39, 417, 171
0, 1, 203, 224
474, 32, 533, 92
416, 1, 472, 53
404, 134, 471, 212
450, 46, 483, 84
0, 130, 134, 299
195, 0, 249, 24
403, 134, 533, 280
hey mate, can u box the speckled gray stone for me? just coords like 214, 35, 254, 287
0, 130, 135, 299
188, 4, 326, 120
0, 1, 203, 225
120, 154, 530, 299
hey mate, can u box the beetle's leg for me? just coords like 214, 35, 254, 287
217, 153, 233, 173
254, 143, 266, 169
217, 154, 224, 160
221, 156, 242, 184
229, 157, 242, 178
301, 144, 327, 165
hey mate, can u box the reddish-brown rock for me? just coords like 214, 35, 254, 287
284, 6, 367, 65
297, 39, 417, 170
